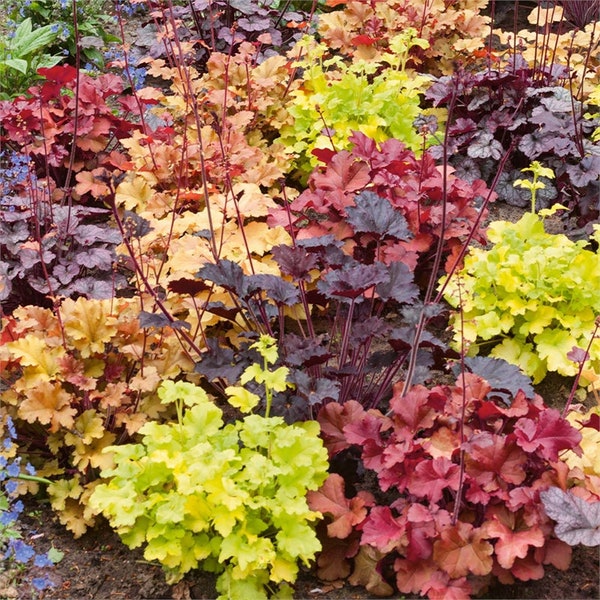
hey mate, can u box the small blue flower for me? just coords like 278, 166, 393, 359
7, 416, 18, 439
34, 553, 54, 568
5, 480, 18, 494
9, 539, 36, 564
7, 459, 20, 478
32, 577, 53, 591
25, 462, 36, 475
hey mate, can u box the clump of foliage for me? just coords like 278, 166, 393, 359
270, 131, 494, 274
278, 29, 435, 176
173, 130, 495, 418
316, 0, 491, 74
442, 164, 600, 385
90, 336, 329, 598
309, 366, 585, 597
0, 297, 193, 536
0, 65, 149, 307
0, 17, 63, 99
426, 60, 600, 224
137, 0, 315, 73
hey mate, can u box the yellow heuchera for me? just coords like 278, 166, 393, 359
564, 406, 600, 476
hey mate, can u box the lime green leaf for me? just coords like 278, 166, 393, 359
225, 385, 261, 413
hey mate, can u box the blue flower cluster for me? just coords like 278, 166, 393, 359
0, 150, 32, 215
104, 47, 147, 90
1, 415, 55, 593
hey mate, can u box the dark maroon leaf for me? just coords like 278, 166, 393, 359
247, 273, 300, 306
197, 259, 250, 298
349, 317, 390, 346
195, 338, 245, 384
168, 278, 210, 295
283, 333, 331, 367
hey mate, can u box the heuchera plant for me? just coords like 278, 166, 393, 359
426, 59, 600, 224
316, 0, 491, 75
0, 297, 193, 536
89, 336, 329, 598
278, 29, 435, 176
0, 65, 150, 306
309, 366, 585, 598
442, 178, 600, 385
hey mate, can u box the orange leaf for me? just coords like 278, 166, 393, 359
19, 381, 76, 432
432, 521, 494, 578
307, 473, 373, 539
483, 518, 544, 569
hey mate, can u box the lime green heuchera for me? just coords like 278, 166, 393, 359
89, 336, 329, 599
279, 29, 434, 175
442, 163, 600, 386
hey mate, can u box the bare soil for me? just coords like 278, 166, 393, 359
12, 499, 599, 599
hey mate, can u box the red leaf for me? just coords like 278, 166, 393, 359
312, 151, 370, 192
406, 457, 461, 503
514, 408, 582, 461
483, 517, 545, 569
351, 34, 380, 46
307, 473, 374, 539
318, 400, 365, 457
344, 410, 392, 472
464, 431, 527, 487
361, 505, 406, 552
311, 147, 337, 165
388, 384, 437, 431
395, 557, 439, 595
38, 64, 78, 84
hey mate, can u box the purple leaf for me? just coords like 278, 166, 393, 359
272, 244, 318, 281
541, 487, 600, 547
198, 259, 250, 298
467, 132, 503, 160
317, 261, 388, 301
247, 273, 300, 306
375, 261, 418, 304
346, 191, 412, 239
282, 333, 331, 368
74, 247, 114, 269
464, 356, 535, 401
195, 338, 247, 384
566, 155, 600, 187
519, 131, 551, 158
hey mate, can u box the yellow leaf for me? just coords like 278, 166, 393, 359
19, 381, 76, 432
61, 298, 118, 358
527, 5, 563, 25
115, 175, 154, 211
64, 410, 106, 446
7, 334, 65, 385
